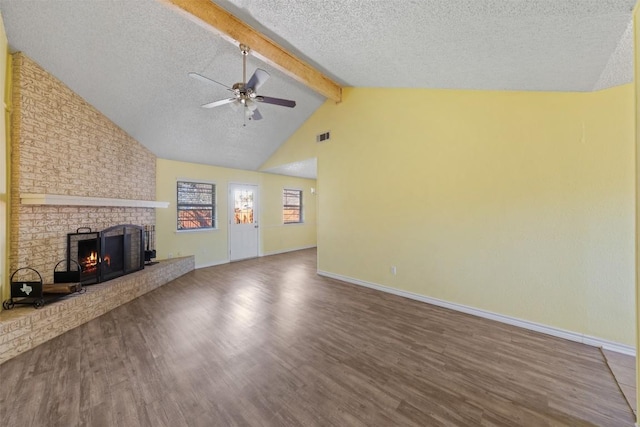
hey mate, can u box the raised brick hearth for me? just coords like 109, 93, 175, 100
0, 256, 194, 365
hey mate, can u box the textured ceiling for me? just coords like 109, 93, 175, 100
263, 158, 317, 180
220, 0, 636, 91
0, 0, 636, 178
0, 0, 325, 172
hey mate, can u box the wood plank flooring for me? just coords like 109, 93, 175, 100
0, 248, 635, 426
602, 349, 637, 414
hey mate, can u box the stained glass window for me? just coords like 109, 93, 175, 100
234, 189, 254, 224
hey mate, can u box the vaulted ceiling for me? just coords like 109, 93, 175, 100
0, 0, 636, 177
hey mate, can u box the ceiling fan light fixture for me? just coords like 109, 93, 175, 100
189, 43, 296, 124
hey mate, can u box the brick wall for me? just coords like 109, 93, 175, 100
10, 53, 157, 283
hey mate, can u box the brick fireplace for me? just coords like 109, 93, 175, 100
0, 53, 197, 364
9, 53, 157, 285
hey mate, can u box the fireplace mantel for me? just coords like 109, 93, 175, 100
20, 193, 170, 208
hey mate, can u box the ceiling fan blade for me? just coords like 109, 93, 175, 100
256, 96, 296, 108
249, 108, 263, 120
247, 68, 270, 91
188, 72, 232, 91
201, 98, 236, 109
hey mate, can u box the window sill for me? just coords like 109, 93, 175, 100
176, 228, 219, 233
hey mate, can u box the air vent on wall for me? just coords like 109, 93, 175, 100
316, 131, 331, 143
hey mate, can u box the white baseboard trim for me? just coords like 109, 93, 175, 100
317, 270, 636, 357
263, 245, 317, 257
196, 259, 229, 269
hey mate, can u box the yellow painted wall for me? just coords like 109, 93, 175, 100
275, 86, 635, 346
634, 4, 640, 416
260, 172, 317, 255
156, 159, 316, 268
0, 12, 8, 303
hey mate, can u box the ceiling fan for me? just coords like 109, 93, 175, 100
189, 44, 296, 121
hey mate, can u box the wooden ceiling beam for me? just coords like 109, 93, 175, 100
158, 0, 342, 103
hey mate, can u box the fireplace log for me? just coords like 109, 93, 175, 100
43, 283, 83, 294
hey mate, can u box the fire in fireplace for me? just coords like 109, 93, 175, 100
68, 228, 100, 284
67, 225, 146, 285
78, 240, 99, 274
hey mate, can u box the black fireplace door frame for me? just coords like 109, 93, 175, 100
100, 224, 145, 282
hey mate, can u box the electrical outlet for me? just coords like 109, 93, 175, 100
390, 266, 397, 275
168, 253, 173, 259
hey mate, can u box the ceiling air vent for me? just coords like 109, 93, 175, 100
316, 131, 331, 143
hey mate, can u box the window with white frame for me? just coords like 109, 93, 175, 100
283, 189, 303, 224
177, 181, 216, 230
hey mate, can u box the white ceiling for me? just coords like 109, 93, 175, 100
0, 0, 636, 178
263, 158, 317, 180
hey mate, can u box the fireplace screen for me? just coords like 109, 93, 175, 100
101, 232, 125, 281
101, 225, 143, 281
67, 225, 145, 285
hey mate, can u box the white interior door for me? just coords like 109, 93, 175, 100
228, 183, 259, 261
